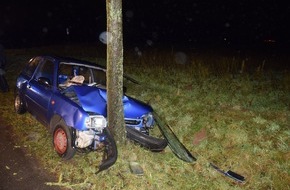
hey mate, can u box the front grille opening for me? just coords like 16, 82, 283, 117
125, 119, 141, 125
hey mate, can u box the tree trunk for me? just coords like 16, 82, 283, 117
106, 0, 126, 143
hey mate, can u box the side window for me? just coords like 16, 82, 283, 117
22, 57, 41, 78
34, 59, 54, 85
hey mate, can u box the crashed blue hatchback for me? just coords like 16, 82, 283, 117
14, 56, 170, 172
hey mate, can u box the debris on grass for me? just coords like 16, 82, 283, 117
129, 162, 144, 176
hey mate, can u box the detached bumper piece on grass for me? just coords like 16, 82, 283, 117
210, 163, 245, 183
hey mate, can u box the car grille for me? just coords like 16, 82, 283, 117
125, 119, 141, 126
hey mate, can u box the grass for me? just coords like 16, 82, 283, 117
1, 44, 289, 189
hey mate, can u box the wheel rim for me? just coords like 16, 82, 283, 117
15, 95, 21, 110
54, 128, 68, 154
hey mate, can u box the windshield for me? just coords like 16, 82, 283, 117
58, 62, 107, 88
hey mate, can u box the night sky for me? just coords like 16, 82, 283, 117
1, 0, 290, 49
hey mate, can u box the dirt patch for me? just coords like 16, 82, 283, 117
192, 128, 207, 145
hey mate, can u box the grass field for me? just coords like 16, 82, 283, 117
1, 44, 289, 189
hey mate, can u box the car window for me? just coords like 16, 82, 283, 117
22, 57, 41, 78
79, 67, 92, 83
34, 59, 54, 85
58, 63, 106, 86
92, 69, 106, 85
58, 63, 94, 85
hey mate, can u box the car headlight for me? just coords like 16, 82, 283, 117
85, 115, 107, 131
142, 112, 154, 128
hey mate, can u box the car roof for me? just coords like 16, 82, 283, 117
33, 55, 140, 84
40, 55, 106, 70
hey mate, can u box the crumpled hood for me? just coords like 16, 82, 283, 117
72, 86, 153, 118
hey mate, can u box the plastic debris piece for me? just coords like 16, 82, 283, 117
129, 162, 144, 176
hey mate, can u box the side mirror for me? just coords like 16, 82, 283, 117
38, 77, 51, 87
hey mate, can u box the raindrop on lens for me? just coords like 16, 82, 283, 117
99, 31, 111, 44
146, 40, 153, 46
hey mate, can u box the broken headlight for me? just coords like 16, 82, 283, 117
85, 115, 107, 131
142, 112, 154, 128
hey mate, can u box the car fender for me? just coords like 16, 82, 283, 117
48, 93, 89, 131
49, 114, 62, 133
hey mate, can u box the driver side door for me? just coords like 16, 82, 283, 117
25, 57, 55, 125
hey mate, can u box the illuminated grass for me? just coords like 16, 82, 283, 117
1, 45, 289, 189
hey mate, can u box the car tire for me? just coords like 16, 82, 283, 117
126, 127, 167, 152
14, 93, 26, 114
53, 121, 76, 160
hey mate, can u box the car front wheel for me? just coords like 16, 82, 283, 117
53, 122, 76, 160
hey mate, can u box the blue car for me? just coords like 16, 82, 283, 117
14, 55, 167, 172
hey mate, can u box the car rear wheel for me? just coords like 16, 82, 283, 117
14, 93, 26, 114
53, 122, 76, 160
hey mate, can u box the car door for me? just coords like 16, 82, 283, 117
25, 57, 55, 125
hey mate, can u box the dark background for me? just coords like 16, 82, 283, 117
1, 0, 290, 50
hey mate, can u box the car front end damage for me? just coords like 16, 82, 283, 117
72, 114, 117, 173
125, 112, 155, 134
50, 89, 117, 172
57, 85, 164, 171
58, 84, 167, 152
75, 114, 107, 149
62, 85, 156, 135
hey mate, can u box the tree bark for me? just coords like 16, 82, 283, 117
106, 0, 126, 143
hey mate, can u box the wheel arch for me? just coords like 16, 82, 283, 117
49, 114, 63, 133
